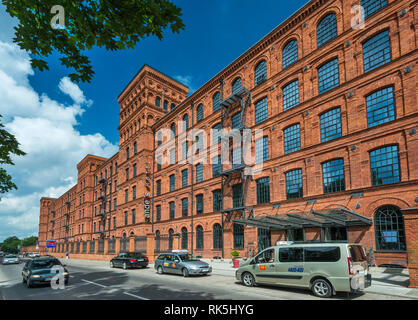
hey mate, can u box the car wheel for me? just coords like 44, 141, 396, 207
65, 280, 69, 286
110, 261, 114, 268
157, 266, 164, 274
123, 262, 127, 270
312, 279, 333, 298
182, 268, 189, 277
242, 272, 256, 287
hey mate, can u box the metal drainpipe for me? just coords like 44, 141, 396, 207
190, 101, 194, 255
151, 128, 156, 234
219, 78, 224, 259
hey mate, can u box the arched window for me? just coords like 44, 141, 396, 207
181, 227, 188, 249
155, 97, 161, 108
183, 114, 189, 132
375, 206, 406, 251
213, 224, 223, 250
170, 123, 176, 139
317, 13, 337, 47
196, 226, 204, 250
196, 104, 204, 123
171, 103, 176, 111
282, 40, 298, 69
213, 92, 221, 112
232, 77, 242, 94
163, 100, 168, 111
155, 230, 161, 252
254, 60, 267, 86
168, 229, 174, 250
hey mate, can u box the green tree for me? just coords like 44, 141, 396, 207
21, 236, 38, 247
0, 236, 21, 253
0, 115, 26, 199
2, 0, 185, 83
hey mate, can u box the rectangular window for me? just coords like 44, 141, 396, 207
284, 124, 301, 154
113, 217, 116, 229
370, 145, 400, 186
133, 164, 137, 177
169, 174, 175, 192
212, 155, 222, 177
182, 198, 188, 217
363, 30, 391, 73
125, 168, 129, 181
156, 205, 161, 222
213, 190, 222, 212
322, 159, 345, 194
182, 142, 188, 160
132, 186, 136, 200
125, 189, 129, 203
196, 163, 203, 183
304, 247, 341, 262
124, 211, 128, 226
232, 147, 242, 168
320, 108, 342, 143
212, 124, 221, 145
157, 156, 162, 171
132, 209, 136, 225
196, 194, 204, 215
170, 148, 176, 165
126, 147, 129, 161
232, 112, 242, 129
156, 180, 161, 196
286, 169, 303, 199
255, 136, 269, 164
366, 87, 395, 128
134, 142, 137, 155
318, 58, 339, 94
256, 177, 270, 204
113, 198, 117, 210
283, 80, 299, 111
233, 184, 243, 208
169, 201, 175, 219
361, 0, 387, 18
255, 97, 268, 125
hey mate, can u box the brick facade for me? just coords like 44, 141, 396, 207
39, 0, 417, 283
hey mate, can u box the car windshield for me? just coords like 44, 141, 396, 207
31, 259, 61, 269
178, 254, 199, 262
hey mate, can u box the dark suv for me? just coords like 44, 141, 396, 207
22, 256, 69, 288
110, 252, 149, 270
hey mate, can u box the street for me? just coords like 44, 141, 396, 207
0, 259, 412, 300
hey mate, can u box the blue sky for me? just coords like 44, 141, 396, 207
0, 0, 307, 242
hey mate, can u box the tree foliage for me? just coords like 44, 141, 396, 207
2, 0, 185, 83
0, 115, 26, 198
0, 236, 38, 253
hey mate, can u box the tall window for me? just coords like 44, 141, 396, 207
361, 0, 388, 18
284, 124, 301, 154
366, 87, 395, 128
286, 169, 303, 199
183, 114, 189, 132
255, 97, 268, 124
370, 145, 400, 186
155, 97, 161, 108
213, 189, 222, 212
375, 205, 406, 251
125, 189, 129, 203
132, 186, 136, 200
254, 60, 267, 86
181, 227, 188, 250
133, 164, 137, 177
256, 177, 270, 204
163, 100, 168, 111
125, 168, 129, 181
232, 77, 242, 94
255, 136, 269, 164
156, 180, 161, 196
124, 211, 128, 226
196, 194, 204, 215
196, 163, 203, 183
182, 141, 188, 160
195, 133, 203, 153
233, 184, 243, 208
212, 123, 221, 145
212, 155, 222, 178
317, 13, 337, 47
196, 104, 204, 123
322, 159, 345, 194
318, 58, 339, 94
283, 80, 299, 111
157, 155, 162, 171
196, 226, 204, 250
126, 147, 130, 161
213, 224, 223, 250
320, 108, 342, 142
170, 148, 176, 165
233, 224, 244, 249
169, 201, 175, 220
133, 142, 137, 155
363, 30, 391, 73
213, 92, 221, 112
182, 169, 188, 187
169, 174, 175, 192
171, 103, 176, 111
232, 147, 242, 169
170, 123, 176, 139
156, 205, 161, 221
182, 198, 188, 217
282, 40, 298, 69
132, 209, 136, 225
232, 112, 242, 129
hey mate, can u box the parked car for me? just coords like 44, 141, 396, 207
22, 256, 69, 288
2, 254, 20, 265
236, 242, 371, 298
28, 252, 39, 258
110, 252, 149, 270
154, 251, 212, 277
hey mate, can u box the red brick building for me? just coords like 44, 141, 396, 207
39, 0, 417, 283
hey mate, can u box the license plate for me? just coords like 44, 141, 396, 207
44, 278, 51, 282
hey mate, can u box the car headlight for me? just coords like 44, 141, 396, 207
189, 265, 199, 270
63, 272, 69, 276
31, 275, 40, 278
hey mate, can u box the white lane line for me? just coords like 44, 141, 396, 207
81, 279, 107, 288
123, 292, 149, 300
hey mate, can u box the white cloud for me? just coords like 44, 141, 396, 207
0, 40, 118, 242
174, 75, 196, 94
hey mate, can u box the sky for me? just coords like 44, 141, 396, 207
0, 0, 307, 242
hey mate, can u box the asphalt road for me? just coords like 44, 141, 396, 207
0, 260, 411, 300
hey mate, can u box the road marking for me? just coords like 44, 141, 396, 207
81, 279, 107, 288
123, 292, 149, 300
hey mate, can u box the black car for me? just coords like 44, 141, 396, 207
110, 252, 149, 270
22, 256, 69, 288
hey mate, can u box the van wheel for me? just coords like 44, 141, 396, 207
157, 266, 164, 274
182, 268, 189, 277
110, 261, 114, 268
312, 279, 333, 298
242, 272, 256, 287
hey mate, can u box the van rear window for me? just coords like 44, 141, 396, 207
349, 245, 367, 262
304, 247, 340, 262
